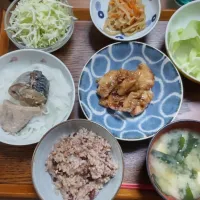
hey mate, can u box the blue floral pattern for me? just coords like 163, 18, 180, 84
116, 36, 124, 39
98, 11, 104, 19
79, 44, 182, 141
95, 1, 101, 11
152, 14, 157, 22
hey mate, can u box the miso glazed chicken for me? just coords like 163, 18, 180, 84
97, 63, 155, 116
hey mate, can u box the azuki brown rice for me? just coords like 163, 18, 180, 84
46, 128, 118, 200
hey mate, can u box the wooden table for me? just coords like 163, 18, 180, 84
0, 0, 180, 10
0, 1, 200, 200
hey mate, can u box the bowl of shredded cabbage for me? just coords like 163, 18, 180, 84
165, 0, 200, 84
5, 0, 75, 53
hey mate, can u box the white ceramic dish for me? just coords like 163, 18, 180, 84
90, 0, 161, 41
32, 119, 124, 200
0, 49, 75, 146
165, 0, 200, 84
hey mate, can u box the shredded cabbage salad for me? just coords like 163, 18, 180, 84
7, 0, 73, 48
169, 20, 200, 80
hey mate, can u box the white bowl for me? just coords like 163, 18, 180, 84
0, 49, 75, 146
32, 119, 124, 200
165, 0, 200, 84
90, 0, 161, 41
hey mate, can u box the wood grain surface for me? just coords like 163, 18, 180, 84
73, 8, 176, 21
1, 5, 200, 200
0, 10, 9, 56
0, 184, 161, 200
0, 0, 177, 21
0, 0, 180, 10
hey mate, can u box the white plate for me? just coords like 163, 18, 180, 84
0, 49, 75, 146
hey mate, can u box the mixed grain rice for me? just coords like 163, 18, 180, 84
46, 128, 118, 200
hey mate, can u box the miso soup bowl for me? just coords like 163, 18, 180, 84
146, 120, 200, 200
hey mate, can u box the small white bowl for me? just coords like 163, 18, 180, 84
0, 49, 75, 146
165, 0, 200, 84
32, 119, 124, 200
90, 0, 161, 41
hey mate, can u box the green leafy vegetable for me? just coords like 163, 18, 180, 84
183, 184, 194, 200
7, 0, 73, 48
151, 149, 193, 175
169, 20, 200, 80
190, 169, 198, 179
151, 150, 178, 165
178, 136, 185, 153
175, 135, 185, 161
182, 135, 198, 157
176, 134, 198, 162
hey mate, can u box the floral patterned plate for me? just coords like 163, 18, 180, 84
79, 42, 183, 141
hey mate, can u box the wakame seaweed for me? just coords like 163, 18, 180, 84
177, 134, 199, 162
183, 184, 194, 200
151, 150, 178, 165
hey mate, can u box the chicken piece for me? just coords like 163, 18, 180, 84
97, 70, 119, 98
0, 100, 41, 133
99, 98, 109, 108
99, 92, 126, 111
117, 71, 136, 95
130, 63, 155, 92
100, 90, 153, 116
122, 91, 143, 112
118, 69, 131, 82
131, 90, 154, 116
107, 93, 126, 111
97, 63, 155, 117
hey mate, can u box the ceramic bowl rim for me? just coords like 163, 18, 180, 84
146, 119, 200, 200
0, 49, 76, 146
31, 119, 124, 200
165, 0, 200, 84
89, 0, 161, 41
78, 41, 184, 141
4, 0, 75, 53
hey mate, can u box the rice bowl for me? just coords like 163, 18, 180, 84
46, 128, 118, 200
32, 119, 124, 200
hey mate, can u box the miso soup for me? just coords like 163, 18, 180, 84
149, 129, 200, 200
